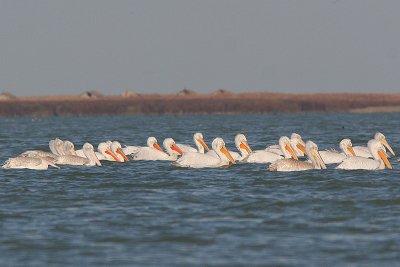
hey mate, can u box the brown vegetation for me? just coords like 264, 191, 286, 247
0, 92, 400, 117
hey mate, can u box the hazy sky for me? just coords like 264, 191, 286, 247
1, 0, 400, 96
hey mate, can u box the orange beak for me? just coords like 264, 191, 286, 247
378, 150, 392, 169
347, 146, 356, 157
220, 146, 236, 165
171, 145, 183, 155
153, 143, 163, 152
285, 145, 298, 160
296, 144, 306, 153
116, 148, 129, 162
381, 139, 395, 156
197, 138, 210, 151
239, 142, 252, 153
105, 150, 121, 162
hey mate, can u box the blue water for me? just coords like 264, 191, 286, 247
0, 113, 399, 266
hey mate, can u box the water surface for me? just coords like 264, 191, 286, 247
0, 113, 399, 266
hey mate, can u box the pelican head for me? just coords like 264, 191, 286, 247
279, 136, 298, 160
49, 140, 58, 155
54, 138, 65, 155
368, 139, 392, 169
194, 132, 210, 153
212, 137, 236, 165
82, 143, 101, 166
305, 141, 327, 169
111, 141, 129, 162
163, 138, 183, 156
234, 134, 252, 156
98, 142, 120, 161
374, 132, 395, 156
339, 139, 356, 157
63, 141, 77, 156
290, 133, 306, 155
147, 137, 163, 151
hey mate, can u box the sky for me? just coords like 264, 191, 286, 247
1, 0, 400, 96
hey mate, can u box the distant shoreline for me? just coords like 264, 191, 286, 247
1, 92, 400, 117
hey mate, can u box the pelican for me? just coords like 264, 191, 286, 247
49, 139, 59, 155
63, 141, 78, 156
206, 134, 251, 161
353, 132, 395, 158
96, 142, 121, 161
54, 138, 66, 155
110, 141, 129, 162
336, 139, 392, 170
55, 143, 101, 166
319, 139, 356, 164
175, 137, 236, 168
245, 136, 298, 163
123, 137, 163, 155
2, 156, 59, 170
266, 133, 306, 157
176, 132, 210, 154
132, 138, 183, 161
268, 141, 327, 172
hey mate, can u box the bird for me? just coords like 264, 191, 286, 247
53, 138, 66, 155
110, 141, 129, 162
266, 133, 306, 157
55, 143, 102, 166
132, 138, 183, 161
175, 137, 236, 168
96, 142, 121, 161
206, 134, 252, 161
63, 140, 78, 156
319, 138, 356, 164
176, 132, 210, 154
122, 137, 163, 155
2, 156, 60, 170
268, 141, 327, 171
245, 136, 298, 164
336, 139, 392, 170
353, 132, 395, 158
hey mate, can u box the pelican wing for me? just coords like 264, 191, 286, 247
176, 144, 197, 153
132, 147, 170, 161
55, 155, 90, 166
336, 157, 381, 170
268, 158, 314, 172
2, 157, 55, 170
319, 150, 346, 164
175, 152, 225, 168
245, 150, 282, 163
352, 146, 373, 158
122, 146, 140, 155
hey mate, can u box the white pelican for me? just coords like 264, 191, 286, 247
266, 133, 306, 157
54, 138, 66, 155
122, 137, 163, 155
49, 140, 59, 155
110, 141, 129, 162
268, 141, 327, 172
206, 134, 251, 161
55, 143, 102, 166
336, 139, 392, 170
96, 142, 121, 161
132, 138, 183, 161
175, 137, 236, 168
245, 136, 298, 164
319, 139, 356, 164
176, 132, 210, 154
2, 156, 60, 170
353, 132, 395, 158
19, 150, 57, 160
63, 141, 78, 156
